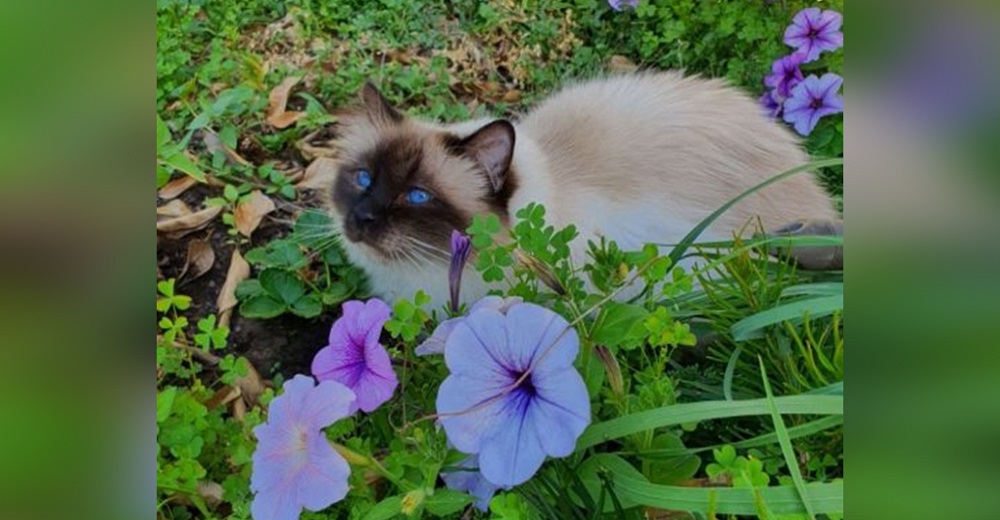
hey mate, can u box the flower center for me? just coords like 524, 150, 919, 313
810, 98, 823, 109
513, 371, 536, 397
809, 29, 819, 39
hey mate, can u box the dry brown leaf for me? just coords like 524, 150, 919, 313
232, 397, 247, 422
205, 385, 241, 410
157, 205, 223, 236
156, 199, 192, 219
235, 361, 265, 406
296, 127, 341, 161
298, 157, 338, 191
158, 176, 199, 200
233, 190, 275, 237
197, 481, 224, 508
266, 76, 305, 129
609, 54, 638, 73
501, 90, 523, 103
217, 249, 250, 328
203, 129, 251, 166
177, 236, 215, 284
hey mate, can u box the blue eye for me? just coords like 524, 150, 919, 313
356, 169, 372, 189
406, 188, 432, 205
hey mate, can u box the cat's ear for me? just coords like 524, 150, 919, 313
360, 81, 403, 125
459, 120, 515, 193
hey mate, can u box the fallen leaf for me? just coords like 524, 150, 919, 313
217, 249, 250, 328
296, 126, 341, 161
158, 176, 199, 200
205, 385, 241, 410
177, 236, 215, 284
197, 481, 224, 508
298, 157, 338, 190
156, 199, 192, 219
157, 205, 223, 236
233, 190, 275, 237
203, 129, 251, 167
501, 89, 523, 103
235, 361, 265, 406
232, 396, 247, 422
609, 54, 638, 73
266, 76, 305, 129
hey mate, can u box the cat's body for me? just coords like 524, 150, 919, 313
326, 73, 837, 308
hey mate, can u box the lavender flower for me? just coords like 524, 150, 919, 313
760, 90, 782, 119
436, 302, 590, 486
312, 299, 398, 413
251, 375, 355, 520
441, 454, 501, 511
764, 53, 806, 99
449, 230, 472, 313
784, 8, 844, 63
415, 296, 523, 356
608, 0, 640, 11
783, 73, 844, 136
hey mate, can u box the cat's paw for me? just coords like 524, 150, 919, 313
767, 218, 843, 270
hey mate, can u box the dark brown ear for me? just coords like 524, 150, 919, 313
360, 81, 403, 125
458, 120, 515, 193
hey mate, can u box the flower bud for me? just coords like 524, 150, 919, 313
513, 249, 565, 295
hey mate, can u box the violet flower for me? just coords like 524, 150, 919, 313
608, 0, 640, 11
415, 296, 523, 356
251, 375, 356, 520
760, 90, 782, 119
441, 454, 501, 512
312, 299, 398, 413
436, 302, 591, 487
784, 8, 844, 62
764, 53, 806, 99
449, 230, 472, 314
783, 73, 844, 136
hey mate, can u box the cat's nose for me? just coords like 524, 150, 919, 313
350, 207, 377, 226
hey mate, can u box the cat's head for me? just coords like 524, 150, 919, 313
325, 82, 517, 264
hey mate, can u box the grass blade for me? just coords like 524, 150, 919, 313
731, 294, 843, 341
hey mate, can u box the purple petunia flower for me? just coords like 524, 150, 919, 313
441, 454, 501, 511
760, 90, 782, 119
449, 230, 472, 313
783, 73, 844, 136
436, 302, 591, 487
312, 299, 398, 413
608, 0, 640, 11
784, 8, 843, 63
251, 375, 356, 520
764, 52, 806, 99
415, 296, 523, 356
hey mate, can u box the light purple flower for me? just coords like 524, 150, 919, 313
764, 53, 806, 99
312, 299, 398, 413
449, 230, 472, 313
760, 90, 782, 119
436, 302, 591, 487
251, 375, 356, 520
783, 73, 844, 136
608, 0, 640, 11
415, 296, 523, 356
441, 454, 501, 511
784, 8, 843, 62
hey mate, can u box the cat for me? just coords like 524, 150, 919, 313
323, 72, 838, 309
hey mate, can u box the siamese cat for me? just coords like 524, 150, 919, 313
324, 73, 839, 308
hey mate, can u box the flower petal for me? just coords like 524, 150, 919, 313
415, 317, 462, 356
529, 370, 591, 456
298, 434, 351, 511
504, 305, 578, 377
250, 423, 303, 492
445, 310, 511, 379
266, 375, 313, 425
441, 455, 500, 512
353, 366, 398, 413
357, 299, 391, 346
437, 373, 511, 453
311, 343, 365, 389
302, 380, 356, 430
251, 487, 302, 520
478, 392, 547, 487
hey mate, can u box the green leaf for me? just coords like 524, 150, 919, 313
590, 302, 649, 349
576, 453, 649, 510
362, 495, 403, 520
578, 394, 843, 450
159, 150, 206, 183
156, 387, 178, 423
780, 282, 843, 298
259, 269, 306, 305
760, 358, 817, 519
731, 294, 843, 341
645, 433, 701, 485
156, 114, 172, 149
235, 279, 265, 300
425, 489, 474, 516
239, 295, 287, 319
290, 294, 322, 318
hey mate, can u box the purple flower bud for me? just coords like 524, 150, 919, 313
449, 230, 472, 313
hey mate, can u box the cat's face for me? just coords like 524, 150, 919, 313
325, 83, 517, 265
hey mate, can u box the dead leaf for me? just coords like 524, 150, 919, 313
609, 54, 638, 73
501, 89, 523, 103
298, 157, 338, 191
158, 176, 198, 200
233, 190, 275, 237
197, 481, 224, 508
157, 205, 223, 236
177, 236, 215, 284
235, 361, 265, 406
296, 126, 341, 161
217, 249, 250, 328
156, 199, 192, 219
232, 397, 247, 422
203, 129, 251, 167
266, 76, 305, 129
205, 385, 241, 410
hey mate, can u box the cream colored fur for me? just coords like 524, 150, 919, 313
334, 72, 837, 308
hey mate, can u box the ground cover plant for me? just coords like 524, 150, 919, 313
156, 1, 844, 518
